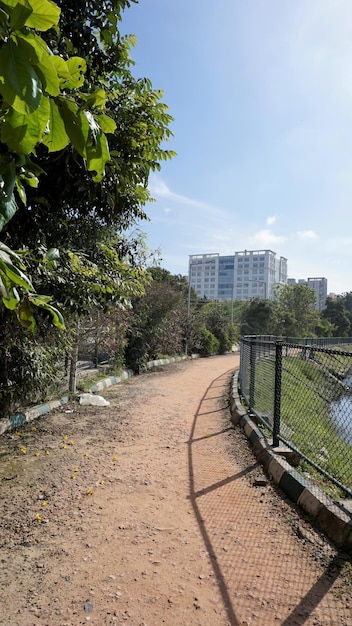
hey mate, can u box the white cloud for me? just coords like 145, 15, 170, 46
297, 230, 318, 240
249, 229, 285, 247
266, 216, 276, 225
148, 174, 231, 220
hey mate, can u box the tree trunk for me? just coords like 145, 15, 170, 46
69, 319, 80, 393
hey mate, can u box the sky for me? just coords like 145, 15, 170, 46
120, 0, 352, 295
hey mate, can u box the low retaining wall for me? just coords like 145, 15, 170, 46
230, 369, 352, 555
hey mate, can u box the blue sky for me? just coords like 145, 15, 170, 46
121, 0, 352, 295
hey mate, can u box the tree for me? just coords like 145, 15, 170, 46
197, 301, 236, 353
240, 297, 277, 336
0, 0, 110, 327
322, 297, 351, 337
124, 268, 188, 370
274, 284, 320, 337
0, 0, 175, 410
0, 0, 175, 324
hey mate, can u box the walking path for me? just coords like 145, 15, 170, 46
0, 355, 351, 625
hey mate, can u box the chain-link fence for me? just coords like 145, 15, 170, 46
239, 336, 352, 498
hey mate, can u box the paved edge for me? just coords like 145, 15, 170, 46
0, 355, 189, 438
230, 369, 352, 555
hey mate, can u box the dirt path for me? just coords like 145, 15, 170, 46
0, 355, 351, 626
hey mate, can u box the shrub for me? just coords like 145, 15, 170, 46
198, 327, 219, 357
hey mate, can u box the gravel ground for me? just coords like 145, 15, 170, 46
0, 354, 351, 626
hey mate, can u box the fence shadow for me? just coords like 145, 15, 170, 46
187, 368, 351, 625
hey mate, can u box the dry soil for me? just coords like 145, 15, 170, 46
0, 354, 351, 626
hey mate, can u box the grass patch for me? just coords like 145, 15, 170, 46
253, 355, 352, 496
77, 367, 125, 392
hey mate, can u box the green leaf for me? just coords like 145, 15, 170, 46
96, 112, 116, 134
57, 97, 89, 156
86, 131, 110, 182
5, 0, 61, 31
9, 1, 32, 31
2, 285, 20, 310
80, 89, 106, 111
51, 55, 71, 84
0, 251, 34, 290
0, 158, 18, 230
42, 98, 69, 151
1, 95, 50, 153
23, 157, 45, 177
45, 247, 60, 261
19, 32, 60, 96
0, 8, 8, 32
62, 57, 86, 89
28, 294, 65, 329
0, 36, 42, 114
0, 261, 22, 309
16, 296, 35, 331
15, 177, 27, 204
0, 241, 25, 267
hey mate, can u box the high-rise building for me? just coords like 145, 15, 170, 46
188, 250, 287, 301
286, 277, 328, 311
307, 277, 328, 311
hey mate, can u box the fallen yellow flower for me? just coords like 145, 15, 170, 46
32, 427, 37, 432
20, 447, 27, 454
112, 455, 118, 462
68, 440, 74, 446
63, 435, 68, 440
71, 474, 77, 479
34, 513, 42, 521
72, 467, 79, 473
86, 489, 93, 495
62, 444, 67, 449
41, 501, 48, 507
99, 480, 105, 485
34, 452, 40, 457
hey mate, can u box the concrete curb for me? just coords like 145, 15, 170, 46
1, 355, 189, 438
230, 369, 352, 555
0, 396, 70, 437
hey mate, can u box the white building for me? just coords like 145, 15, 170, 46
188, 250, 287, 302
286, 277, 328, 311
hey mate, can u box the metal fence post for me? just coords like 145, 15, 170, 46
273, 340, 283, 447
249, 336, 256, 410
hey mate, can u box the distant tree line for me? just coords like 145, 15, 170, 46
239, 285, 352, 339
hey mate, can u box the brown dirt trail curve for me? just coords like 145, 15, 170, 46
0, 354, 351, 625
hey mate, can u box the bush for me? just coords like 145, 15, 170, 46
218, 329, 232, 354
198, 327, 219, 357
0, 315, 69, 416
